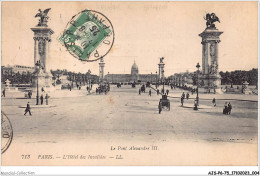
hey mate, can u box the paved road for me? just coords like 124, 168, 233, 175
1, 85, 258, 165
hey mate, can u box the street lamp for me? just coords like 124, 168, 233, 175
156, 71, 158, 88
196, 62, 200, 106
35, 60, 41, 105
108, 72, 109, 83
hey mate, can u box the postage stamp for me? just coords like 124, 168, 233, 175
59, 9, 114, 62
1, 111, 13, 154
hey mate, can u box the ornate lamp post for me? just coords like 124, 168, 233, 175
35, 60, 41, 105
108, 72, 110, 83
156, 71, 158, 89
196, 62, 200, 106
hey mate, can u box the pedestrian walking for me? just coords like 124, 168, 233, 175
45, 94, 49, 105
2, 89, 5, 97
186, 92, 189, 100
228, 102, 232, 115
223, 102, 228, 115
181, 96, 184, 106
24, 102, 32, 116
139, 89, 141, 95
158, 101, 162, 114
166, 89, 169, 95
149, 89, 151, 96
40, 95, 44, 105
182, 92, 185, 99
157, 89, 159, 95
193, 99, 198, 110
212, 98, 216, 107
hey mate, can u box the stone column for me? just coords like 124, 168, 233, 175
199, 26, 223, 92
215, 42, 219, 65
162, 66, 164, 79
202, 42, 205, 74
205, 42, 209, 74
31, 27, 54, 89
34, 37, 37, 67
99, 58, 105, 82
45, 39, 49, 73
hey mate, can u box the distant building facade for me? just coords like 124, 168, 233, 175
2, 65, 34, 75
104, 61, 158, 83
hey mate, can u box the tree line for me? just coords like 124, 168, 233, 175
50, 69, 99, 85
219, 68, 257, 86
1, 71, 32, 85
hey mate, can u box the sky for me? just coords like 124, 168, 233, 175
2, 1, 258, 76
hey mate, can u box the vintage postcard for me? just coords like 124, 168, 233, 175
1, 1, 258, 167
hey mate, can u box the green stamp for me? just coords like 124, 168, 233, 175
59, 9, 114, 62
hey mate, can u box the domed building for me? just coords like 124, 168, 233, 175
104, 61, 157, 83
131, 61, 139, 82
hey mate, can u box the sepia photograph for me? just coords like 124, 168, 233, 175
1, 1, 258, 169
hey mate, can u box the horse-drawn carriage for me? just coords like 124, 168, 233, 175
140, 85, 145, 93
96, 84, 110, 94
159, 94, 170, 111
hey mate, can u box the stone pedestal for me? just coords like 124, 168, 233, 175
31, 26, 54, 91
242, 81, 252, 94
32, 72, 53, 90
199, 27, 223, 93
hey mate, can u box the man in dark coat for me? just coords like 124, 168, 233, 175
158, 101, 162, 114
24, 102, 32, 116
40, 95, 44, 105
182, 92, 185, 99
45, 94, 49, 105
223, 102, 228, 115
181, 96, 184, 106
157, 89, 159, 95
212, 98, 216, 107
228, 102, 232, 115
186, 92, 189, 100
149, 89, 151, 96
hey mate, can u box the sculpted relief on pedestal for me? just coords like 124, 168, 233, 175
38, 39, 46, 56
